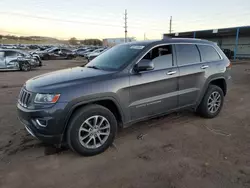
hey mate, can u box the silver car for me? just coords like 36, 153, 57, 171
0, 49, 41, 71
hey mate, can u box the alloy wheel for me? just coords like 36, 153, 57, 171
207, 91, 221, 113
78, 115, 110, 149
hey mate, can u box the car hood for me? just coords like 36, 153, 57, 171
25, 66, 115, 92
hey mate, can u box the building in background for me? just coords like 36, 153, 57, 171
103, 37, 136, 47
164, 26, 250, 59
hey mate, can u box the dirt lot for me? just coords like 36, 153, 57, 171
0, 60, 250, 188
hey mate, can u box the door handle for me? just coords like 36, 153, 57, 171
201, 65, 209, 69
167, 71, 177, 75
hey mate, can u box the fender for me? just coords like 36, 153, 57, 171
196, 75, 227, 108
62, 96, 125, 136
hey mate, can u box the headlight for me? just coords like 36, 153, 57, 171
34, 93, 60, 104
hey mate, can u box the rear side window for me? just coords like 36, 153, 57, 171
175, 44, 200, 66
198, 45, 221, 62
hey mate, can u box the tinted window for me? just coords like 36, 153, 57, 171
5, 51, 18, 57
143, 45, 173, 70
61, 49, 71, 53
198, 45, 221, 62
175, 44, 200, 66
86, 44, 145, 70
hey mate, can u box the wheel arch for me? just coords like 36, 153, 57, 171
62, 97, 125, 141
196, 76, 227, 109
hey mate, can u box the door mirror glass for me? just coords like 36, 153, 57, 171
134, 59, 154, 72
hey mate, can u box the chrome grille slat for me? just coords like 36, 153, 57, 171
18, 88, 32, 108
24, 93, 28, 106
22, 92, 27, 105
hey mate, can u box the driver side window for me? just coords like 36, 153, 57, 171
143, 45, 173, 70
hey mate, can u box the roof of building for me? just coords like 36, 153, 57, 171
164, 25, 250, 38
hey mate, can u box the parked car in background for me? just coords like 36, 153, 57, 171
32, 47, 75, 60
0, 49, 41, 71
17, 38, 231, 156
78, 49, 95, 57
86, 48, 107, 62
19, 50, 42, 66
73, 48, 90, 56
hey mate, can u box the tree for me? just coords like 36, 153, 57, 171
69, 37, 77, 45
79, 39, 102, 46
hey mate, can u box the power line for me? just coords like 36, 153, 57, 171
0, 12, 123, 28
0, 11, 168, 32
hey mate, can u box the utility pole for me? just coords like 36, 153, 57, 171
124, 9, 128, 43
144, 33, 146, 40
169, 16, 172, 34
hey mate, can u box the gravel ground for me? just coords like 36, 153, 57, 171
0, 60, 250, 188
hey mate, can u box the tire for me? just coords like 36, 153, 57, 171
36, 57, 42, 66
38, 60, 42, 67
20, 62, 31, 71
67, 104, 117, 156
196, 85, 224, 118
43, 55, 49, 60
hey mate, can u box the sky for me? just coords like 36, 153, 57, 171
0, 0, 250, 40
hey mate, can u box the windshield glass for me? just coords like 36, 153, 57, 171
86, 44, 145, 70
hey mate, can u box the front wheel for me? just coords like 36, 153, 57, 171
67, 104, 117, 156
20, 62, 31, 71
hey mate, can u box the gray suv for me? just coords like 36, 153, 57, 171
17, 38, 232, 156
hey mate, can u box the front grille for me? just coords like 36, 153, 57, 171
19, 89, 32, 108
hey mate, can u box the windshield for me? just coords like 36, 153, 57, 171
86, 44, 145, 71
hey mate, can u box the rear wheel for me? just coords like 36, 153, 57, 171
196, 85, 224, 118
67, 104, 117, 156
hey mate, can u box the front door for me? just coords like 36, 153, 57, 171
129, 45, 179, 121
0, 51, 6, 68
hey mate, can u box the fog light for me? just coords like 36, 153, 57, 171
36, 119, 47, 127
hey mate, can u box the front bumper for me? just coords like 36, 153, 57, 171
17, 102, 68, 144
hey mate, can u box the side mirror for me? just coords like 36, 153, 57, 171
134, 59, 154, 72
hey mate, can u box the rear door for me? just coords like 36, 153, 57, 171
0, 51, 6, 68
175, 44, 204, 107
197, 44, 223, 77
5, 51, 19, 65
129, 45, 179, 121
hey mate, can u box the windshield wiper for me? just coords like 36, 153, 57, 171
86, 65, 100, 70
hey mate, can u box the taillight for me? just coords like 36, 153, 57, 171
226, 62, 232, 69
